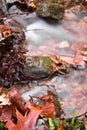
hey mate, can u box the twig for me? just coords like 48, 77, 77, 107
76, 112, 87, 119
25, 29, 44, 32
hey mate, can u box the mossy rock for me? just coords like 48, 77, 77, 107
24, 56, 53, 80
24, 56, 69, 80
36, 1, 65, 20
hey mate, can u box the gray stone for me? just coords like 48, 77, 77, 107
36, 1, 65, 20
24, 56, 53, 80
24, 56, 69, 80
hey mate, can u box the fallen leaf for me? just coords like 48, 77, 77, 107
8, 88, 27, 115
73, 55, 84, 64
41, 100, 56, 118
0, 105, 16, 122
23, 105, 42, 130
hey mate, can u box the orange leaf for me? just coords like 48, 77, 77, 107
41, 100, 56, 118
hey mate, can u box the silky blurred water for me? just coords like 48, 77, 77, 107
12, 10, 87, 117
14, 11, 87, 56
1, 3, 87, 117
19, 11, 87, 117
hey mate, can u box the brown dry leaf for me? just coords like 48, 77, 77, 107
23, 100, 56, 129
0, 105, 16, 122
5, 109, 24, 130
22, 91, 58, 129
5, 118, 16, 130
14, 109, 24, 130
49, 56, 60, 64
84, 116, 87, 130
60, 56, 74, 65
8, 88, 27, 115
22, 105, 42, 130
41, 100, 56, 118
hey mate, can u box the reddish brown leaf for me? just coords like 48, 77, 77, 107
22, 91, 57, 129
0, 105, 16, 122
5, 109, 24, 130
8, 88, 27, 115
41, 100, 56, 118
23, 105, 42, 130
14, 109, 24, 130
5, 119, 16, 130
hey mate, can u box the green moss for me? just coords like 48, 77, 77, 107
54, 99, 62, 117
41, 56, 52, 71
48, 2, 64, 12
25, 56, 53, 79
36, 1, 65, 20
27, 56, 52, 71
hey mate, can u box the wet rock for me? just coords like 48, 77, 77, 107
24, 56, 69, 80
58, 41, 70, 48
36, 1, 65, 20
24, 56, 53, 80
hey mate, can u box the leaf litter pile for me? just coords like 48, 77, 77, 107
0, 0, 87, 130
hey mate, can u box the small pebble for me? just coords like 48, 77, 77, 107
58, 41, 69, 48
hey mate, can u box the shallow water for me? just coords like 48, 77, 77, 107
3, 6, 87, 117
14, 11, 87, 56
25, 12, 75, 56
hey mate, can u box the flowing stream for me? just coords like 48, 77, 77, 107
16, 12, 76, 56
15, 11, 87, 117
1, 3, 87, 117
